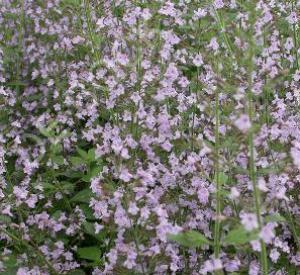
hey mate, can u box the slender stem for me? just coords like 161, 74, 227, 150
245, 4, 268, 272
291, 1, 299, 70
15, 0, 25, 106
284, 200, 300, 249
213, 8, 234, 58
83, 0, 101, 65
123, 199, 146, 275
213, 87, 221, 259
3, 228, 57, 274
247, 88, 268, 275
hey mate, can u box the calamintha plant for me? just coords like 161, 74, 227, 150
0, 0, 300, 274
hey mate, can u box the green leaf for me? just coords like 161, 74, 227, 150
50, 144, 63, 154
0, 267, 18, 275
0, 215, 12, 224
89, 166, 102, 178
52, 155, 65, 165
265, 213, 286, 223
76, 147, 88, 160
64, 170, 83, 179
70, 156, 84, 166
80, 204, 95, 220
60, 181, 75, 193
3, 254, 17, 268
83, 222, 103, 241
214, 172, 228, 184
70, 189, 93, 203
77, 246, 101, 262
223, 226, 257, 245
168, 230, 211, 248
67, 270, 86, 275
39, 127, 52, 138
88, 148, 96, 161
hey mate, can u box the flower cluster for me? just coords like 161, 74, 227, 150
1, 0, 300, 274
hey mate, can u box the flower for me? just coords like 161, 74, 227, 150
240, 213, 258, 231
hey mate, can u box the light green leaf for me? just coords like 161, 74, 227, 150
223, 226, 257, 245
214, 172, 228, 184
70, 156, 84, 166
168, 230, 211, 248
88, 148, 96, 161
265, 213, 286, 223
52, 155, 64, 165
0, 215, 12, 224
76, 147, 88, 160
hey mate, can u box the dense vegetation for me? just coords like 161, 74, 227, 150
1, 0, 300, 274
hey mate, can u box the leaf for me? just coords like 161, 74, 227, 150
0, 215, 12, 224
3, 254, 17, 268
76, 147, 88, 160
88, 148, 96, 161
52, 155, 65, 165
77, 246, 101, 262
70, 156, 84, 166
50, 144, 62, 154
214, 172, 228, 185
0, 267, 18, 275
83, 222, 103, 241
67, 270, 85, 275
223, 226, 257, 245
67, 270, 86, 275
265, 213, 286, 223
70, 189, 93, 203
64, 170, 83, 179
89, 166, 102, 178
80, 204, 95, 220
39, 127, 52, 138
168, 230, 211, 248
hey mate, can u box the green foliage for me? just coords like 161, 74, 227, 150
77, 246, 101, 263
168, 230, 211, 248
70, 189, 93, 203
223, 226, 258, 245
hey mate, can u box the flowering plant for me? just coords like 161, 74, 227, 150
1, 0, 300, 274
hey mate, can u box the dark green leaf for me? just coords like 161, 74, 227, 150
77, 246, 101, 262
70, 189, 93, 203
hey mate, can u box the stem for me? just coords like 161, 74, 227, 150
246, 4, 268, 272
123, 199, 146, 275
213, 8, 234, 58
3, 228, 57, 274
83, 0, 101, 65
247, 90, 268, 275
213, 87, 221, 259
15, 0, 25, 106
284, 200, 300, 249
292, 1, 299, 70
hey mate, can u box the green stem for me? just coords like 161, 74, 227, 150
247, 91, 268, 275
213, 8, 234, 58
15, 0, 25, 107
245, 5, 268, 272
213, 87, 221, 259
3, 228, 57, 274
291, 1, 299, 70
83, 0, 101, 65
